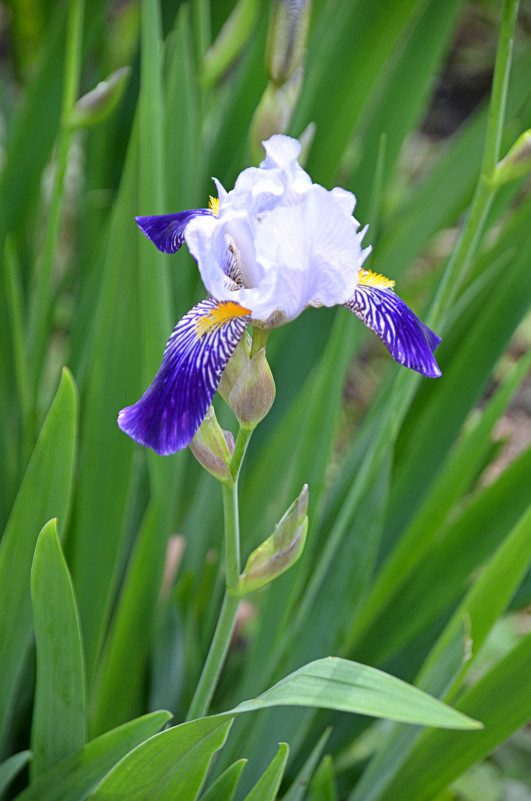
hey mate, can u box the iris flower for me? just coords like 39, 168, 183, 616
118, 135, 441, 455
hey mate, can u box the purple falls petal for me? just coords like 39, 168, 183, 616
118, 299, 251, 454
135, 209, 212, 253
345, 285, 442, 378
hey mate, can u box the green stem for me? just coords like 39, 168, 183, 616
222, 481, 241, 590
28, 0, 85, 393
186, 589, 240, 721
429, 0, 519, 330
186, 425, 253, 720
230, 425, 254, 479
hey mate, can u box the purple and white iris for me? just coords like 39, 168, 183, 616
118, 135, 441, 455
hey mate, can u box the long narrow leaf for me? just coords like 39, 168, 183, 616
0, 368, 77, 740
30, 520, 86, 779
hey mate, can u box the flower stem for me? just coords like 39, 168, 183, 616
428, 0, 519, 330
185, 587, 240, 721
186, 425, 253, 720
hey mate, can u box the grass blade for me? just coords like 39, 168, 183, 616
30, 520, 86, 779
0, 368, 78, 741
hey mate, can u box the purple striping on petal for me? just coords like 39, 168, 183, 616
136, 209, 212, 254
118, 299, 250, 455
345, 285, 442, 378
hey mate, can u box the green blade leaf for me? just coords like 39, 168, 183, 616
0, 367, 78, 740
14, 712, 171, 801
309, 755, 338, 801
348, 497, 531, 801
200, 760, 247, 801
87, 716, 233, 801
30, 519, 86, 779
243, 743, 289, 801
349, 348, 531, 657
230, 658, 480, 730
0, 751, 31, 796
282, 728, 332, 801
384, 630, 531, 801
422, 501, 531, 697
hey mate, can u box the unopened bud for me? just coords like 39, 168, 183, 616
227, 347, 275, 427
68, 67, 131, 129
485, 129, 531, 187
233, 485, 308, 596
189, 406, 234, 483
266, 0, 311, 87
218, 333, 251, 402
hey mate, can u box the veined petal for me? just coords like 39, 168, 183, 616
136, 209, 213, 253
345, 283, 442, 378
118, 299, 251, 454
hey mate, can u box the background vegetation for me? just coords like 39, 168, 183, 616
0, 0, 530, 799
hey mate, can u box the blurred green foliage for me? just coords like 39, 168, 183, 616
0, 0, 530, 799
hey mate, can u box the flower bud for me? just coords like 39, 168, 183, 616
266, 0, 311, 87
485, 130, 531, 187
232, 485, 308, 596
218, 333, 252, 402
68, 67, 131, 129
189, 405, 234, 483
227, 347, 276, 427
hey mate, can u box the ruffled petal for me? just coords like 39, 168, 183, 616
118, 299, 251, 454
136, 209, 212, 253
345, 285, 442, 378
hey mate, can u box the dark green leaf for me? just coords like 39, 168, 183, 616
0, 368, 77, 740
30, 520, 86, 779
14, 712, 171, 801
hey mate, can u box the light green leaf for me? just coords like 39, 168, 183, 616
14, 712, 171, 801
231, 658, 480, 730
385, 630, 531, 801
243, 743, 289, 801
309, 755, 338, 801
282, 728, 332, 801
30, 519, 86, 779
201, 0, 259, 87
353, 445, 531, 670
200, 760, 247, 801
349, 348, 531, 656
422, 501, 531, 696
88, 716, 233, 801
0, 751, 31, 796
88, 0, 180, 737
0, 368, 77, 740
349, 497, 531, 801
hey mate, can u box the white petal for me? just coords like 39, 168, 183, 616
331, 186, 358, 221
212, 177, 227, 205
261, 134, 302, 170
248, 185, 366, 322
185, 215, 234, 302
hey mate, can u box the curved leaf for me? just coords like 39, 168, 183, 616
231, 658, 480, 730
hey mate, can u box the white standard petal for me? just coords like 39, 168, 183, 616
243, 185, 367, 323
331, 186, 358, 223
261, 134, 302, 170
260, 134, 313, 198
185, 214, 235, 302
